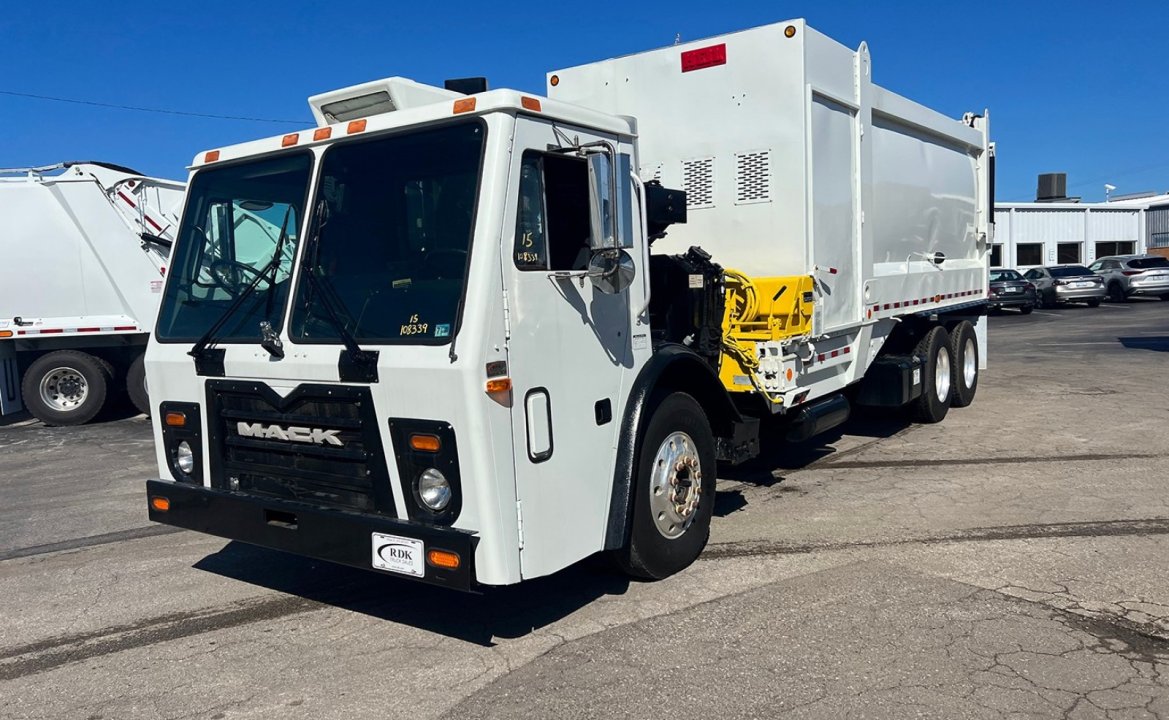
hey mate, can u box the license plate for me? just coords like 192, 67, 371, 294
1005, 287, 1020, 293
1071, 282, 1092, 288
371, 533, 425, 577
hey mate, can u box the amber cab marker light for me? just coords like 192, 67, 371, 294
313, 127, 332, 141
0, 330, 12, 338
150, 496, 171, 513
164, 411, 187, 427
409, 434, 442, 452
281, 133, 299, 147
347, 119, 367, 134
485, 377, 512, 394
549, 74, 560, 87
453, 98, 477, 114
784, 25, 797, 38
203, 150, 220, 163
520, 96, 541, 112
427, 549, 460, 570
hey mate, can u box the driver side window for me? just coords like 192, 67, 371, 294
513, 151, 591, 272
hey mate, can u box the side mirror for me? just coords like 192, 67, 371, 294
586, 152, 615, 250
588, 249, 636, 294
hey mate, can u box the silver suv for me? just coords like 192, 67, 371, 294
1088, 255, 1169, 302
1022, 265, 1105, 308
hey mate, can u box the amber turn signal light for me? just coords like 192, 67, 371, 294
426, 549, 460, 570
203, 150, 220, 163
485, 377, 512, 394
150, 496, 170, 512
347, 119, 367, 134
164, 411, 186, 427
453, 98, 477, 114
409, 433, 441, 452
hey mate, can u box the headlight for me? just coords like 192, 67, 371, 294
175, 441, 195, 475
417, 468, 451, 511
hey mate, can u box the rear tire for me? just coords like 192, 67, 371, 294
1159, 293, 1169, 301
21, 350, 112, 426
614, 392, 717, 580
1086, 298, 1101, 308
1109, 283, 1126, 303
126, 353, 150, 416
1019, 305, 1034, 315
911, 326, 952, 424
949, 321, 978, 408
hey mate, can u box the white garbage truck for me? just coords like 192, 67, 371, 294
145, 20, 993, 590
0, 162, 186, 424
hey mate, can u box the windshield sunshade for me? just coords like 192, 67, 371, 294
156, 153, 312, 342
290, 121, 485, 345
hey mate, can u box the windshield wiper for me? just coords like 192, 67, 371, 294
300, 200, 379, 383
188, 206, 292, 372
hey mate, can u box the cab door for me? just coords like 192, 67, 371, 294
502, 119, 635, 579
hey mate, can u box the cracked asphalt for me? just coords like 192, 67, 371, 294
1, 300, 1168, 719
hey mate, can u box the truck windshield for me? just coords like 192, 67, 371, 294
156, 153, 311, 341
289, 121, 485, 345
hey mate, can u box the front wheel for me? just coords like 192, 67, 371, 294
614, 392, 717, 580
21, 350, 112, 426
1086, 298, 1101, 308
911, 326, 952, 424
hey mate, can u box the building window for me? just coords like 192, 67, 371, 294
1150, 233, 1169, 249
1016, 243, 1043, 267
1095, 241, 1136, 257
1057, 242, 1081, 264
989, 244, 1003, 267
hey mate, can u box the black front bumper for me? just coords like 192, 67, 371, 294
146, 479, 477, 591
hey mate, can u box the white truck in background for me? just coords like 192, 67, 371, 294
145, 20, 992, 590
0, 162, 185, 424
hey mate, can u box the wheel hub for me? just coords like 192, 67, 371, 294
649, 432, 703, 539
39, 367, 88, 411
962, 338, 976, 387
934, 346, 951, 403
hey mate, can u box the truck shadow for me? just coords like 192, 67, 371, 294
193, 541, 630, 646
1119, 335, 1169, 352
720, 410, 912, 487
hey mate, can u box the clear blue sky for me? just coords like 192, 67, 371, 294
3, 1, 1167, 202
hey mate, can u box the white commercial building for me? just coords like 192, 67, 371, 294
992, 202, 1146, 270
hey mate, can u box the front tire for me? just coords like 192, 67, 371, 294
949, 321, 978, 408
615, 392, 717, 580
21, 350, 112, 426
911, 326, 952, 424
126, 352, 150, 416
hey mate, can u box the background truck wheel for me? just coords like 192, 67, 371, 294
948, 321, 978, 408
21, 350, 112, 426
615, 391, 717, 580
126, 353, 150, 416
911, 326, 952, 424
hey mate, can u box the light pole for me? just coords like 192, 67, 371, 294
1105, 183, 1117, 202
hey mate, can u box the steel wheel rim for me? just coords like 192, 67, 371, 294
39, 367, 88, 411
962, 338, 977, 388
649, 431, 703, 539
935, 346, 951, 403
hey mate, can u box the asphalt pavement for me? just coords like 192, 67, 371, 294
1, 299, 1167, 719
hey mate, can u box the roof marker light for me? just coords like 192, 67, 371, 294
549, 74, 560, 87
681, 44, 727, 73
521, 96, 541, 112
313, 127, 332, 141
204, 150, 220, 163
785, 25, 797, 38
347, 119, 367, 134
281, 133, 299, 147
453, 98, 477, 114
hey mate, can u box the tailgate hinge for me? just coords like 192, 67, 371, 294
516, 500, 524, 549
502, 288, 512, 340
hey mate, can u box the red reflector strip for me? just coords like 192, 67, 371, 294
77, 327, 101, 332
145, 215, 163, 232
681, 43, 727, 72
117, 191, 137, 208
39, 328, 63, 334
114, 325, 137, 331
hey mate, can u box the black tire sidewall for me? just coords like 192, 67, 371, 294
949, 321, 978, 408
127, 353, 150, 417
622, 392, 717, 580
21, 351, 110, 426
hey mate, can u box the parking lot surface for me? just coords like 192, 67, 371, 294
2, 300, 1168, 719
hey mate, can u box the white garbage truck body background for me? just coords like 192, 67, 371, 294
0, 162, 185, 424
144, 20, 992, 590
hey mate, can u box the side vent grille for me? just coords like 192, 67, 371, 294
682, 157, 715, 209
735, 150, 771, 205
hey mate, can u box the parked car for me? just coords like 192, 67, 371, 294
1088, 254, 1169, 302
988, 268, 1037, 314
1022, 265, 1105, 308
